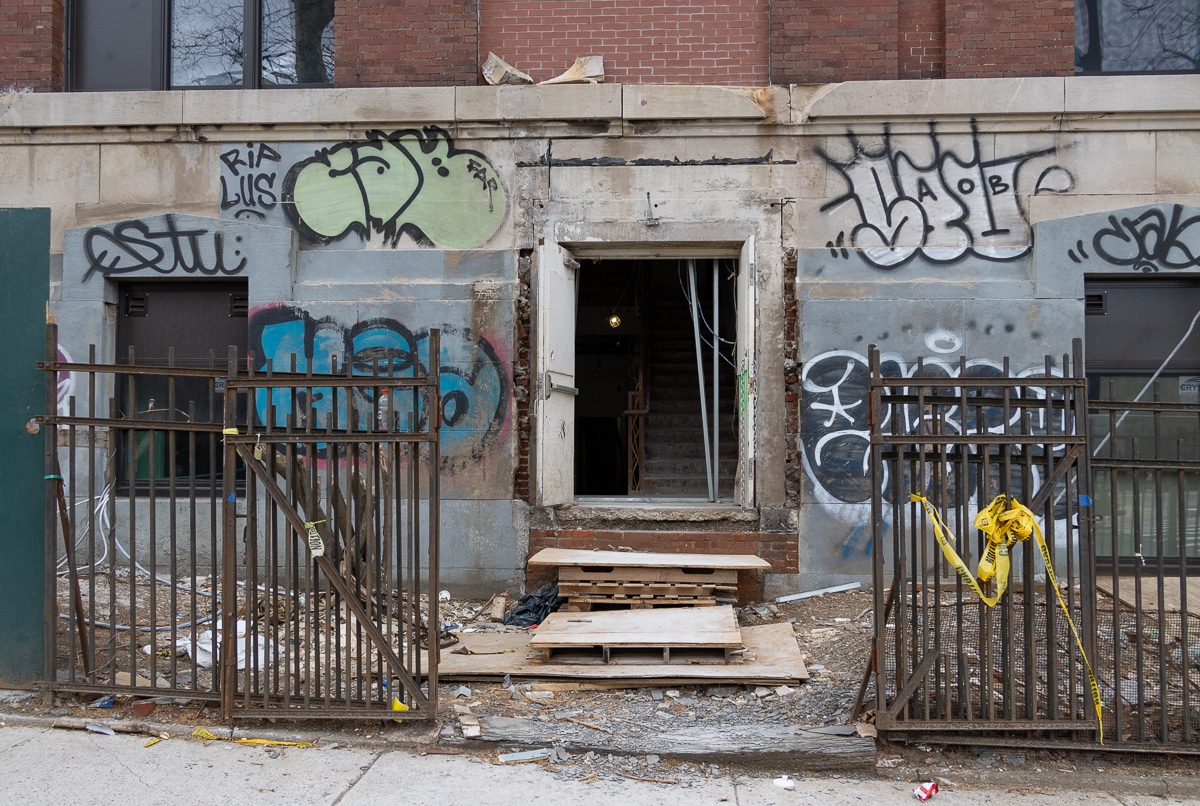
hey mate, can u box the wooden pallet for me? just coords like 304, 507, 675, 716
558, 581, 737, 597
565, 597, 720, 612
529, 605, 744, 664
530, 548, 768, 611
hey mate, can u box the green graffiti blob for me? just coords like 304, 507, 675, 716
282, 126, 506, 248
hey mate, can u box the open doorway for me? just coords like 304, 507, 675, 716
573, 259, 739, 499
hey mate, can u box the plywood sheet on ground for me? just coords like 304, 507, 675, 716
531, 605, 741, 650
435, 622, 808, 684
1098, 576, 1199, 616
528, 548, 770, 569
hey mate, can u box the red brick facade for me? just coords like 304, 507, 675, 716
527, 529, 799, 603
335, 0, 478, 87
1, 1, 1076, 92
944, 0, 1074, 78
769, 0, 899, 83
898, 0, 945, 79
0, 0, 63, 92
480, 0, 771, 85
768, 0, 1072, 84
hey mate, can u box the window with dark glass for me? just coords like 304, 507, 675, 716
1077, 0, 1200, 73
70, 0, 335, 91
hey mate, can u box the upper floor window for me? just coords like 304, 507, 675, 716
71, 0, 335, 91
1077, 0, 1200, 73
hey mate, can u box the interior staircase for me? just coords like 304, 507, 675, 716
636, 270, 737, 499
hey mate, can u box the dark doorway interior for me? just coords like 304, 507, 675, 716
574, 259, 738, 499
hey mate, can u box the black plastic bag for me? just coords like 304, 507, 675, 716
503, 583, 566, 627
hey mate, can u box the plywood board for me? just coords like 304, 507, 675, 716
528, 548, 770, 570
1098, 576, 1199, 616
530, 605, 742, 649
435, 621, 808, 684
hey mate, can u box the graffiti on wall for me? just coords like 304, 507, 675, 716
819, 122, 1073, 269
56, 345, 75, 416
1068, 204, 1200, 273
220, 127, 507, 249
221, 143, 282, 221
82, 215, 247, 282
800, 334, 1069, 507
249, 306, 510, 471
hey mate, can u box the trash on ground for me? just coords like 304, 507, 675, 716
914, 781, 939, 801
775, 582, 862, 603
503, 583, 565, 628
497, 747, 556, 763
85, 724, 115, 736
773, 774, 796, 790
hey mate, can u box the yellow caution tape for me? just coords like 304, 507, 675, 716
234, 738, 313, 748
911, 493, 1104, 744
193, 726, 311, 747
305, 519, 326, 558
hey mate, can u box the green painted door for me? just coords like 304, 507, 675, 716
0, 208, 49, 686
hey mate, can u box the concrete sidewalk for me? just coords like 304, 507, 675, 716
2, 719, 1199, 806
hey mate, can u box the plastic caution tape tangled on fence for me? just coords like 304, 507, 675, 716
910, 493, 1105, 743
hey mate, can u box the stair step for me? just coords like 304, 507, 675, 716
642, 442, 737, 461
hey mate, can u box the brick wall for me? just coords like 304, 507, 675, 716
898, 0, 944, 79
944, 0, 1074, 78
770, 0, 899, 84
0, 0, 63, 92
336, 0, 478, 87
480, 0, 769, 86
527, 529, 798, 603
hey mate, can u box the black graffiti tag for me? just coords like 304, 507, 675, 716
1073, 205, 1200, 273
220, 143, 282, 220
82, 216, 248, 281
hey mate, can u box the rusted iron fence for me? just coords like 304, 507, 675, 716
1090, 385, 1198, 747
42, 324, 442, 721
865, 342, 1102, 744
866, 340, 1200, 752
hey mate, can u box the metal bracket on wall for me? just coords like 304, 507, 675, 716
542, 372, 579, 400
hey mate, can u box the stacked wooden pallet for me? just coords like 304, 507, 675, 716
528, 548, 770, 612
529, 605, 744, 664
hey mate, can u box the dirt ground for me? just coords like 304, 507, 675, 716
13, 586, 1199, 793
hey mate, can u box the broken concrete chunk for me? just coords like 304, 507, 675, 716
539, 56, 604, 85
482, 52, 533, 86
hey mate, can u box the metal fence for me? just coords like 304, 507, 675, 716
864, 342, 1102, 744
864, 341, 1200, 752
1090, 384, 1198, 747
43, 324, 442, 721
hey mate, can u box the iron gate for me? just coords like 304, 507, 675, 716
864, 340, 1200, 751
864, 341, 1101, 743
43, 324, 442, 721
